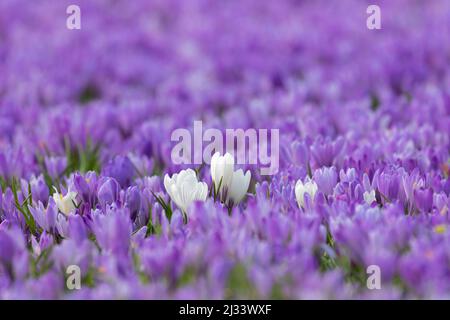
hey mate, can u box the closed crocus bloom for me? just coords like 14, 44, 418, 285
433, 193, 448, 215
32, 175, 50, 204
290, 141, 310, 168
52, 188, 79, 216
102, 155, 135, 188
376, 171, 400, 202
311, 136, 344, 168
414, 187, 433, 213
73, 173, 90, 196
313, 166, 337, 195
92, 207, 132, 256
295, 178, 318, 209
125, 186, 141, 222
97, 177, 121, 208
227, 169, 251, 205
164, 169, 208, 213
0, 226, 29, 280
211, 152, 235, 194
67, 214, 88, 244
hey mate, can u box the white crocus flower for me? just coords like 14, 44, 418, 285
210, 152, 251, 205
164, 169, 208, 213
227, 169, 251, 205
52, 188, 79, 216
295, 178, 318, 209
211, 152, 235, 194
363, 189, 376, 205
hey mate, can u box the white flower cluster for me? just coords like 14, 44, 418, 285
164, 152, 251, 213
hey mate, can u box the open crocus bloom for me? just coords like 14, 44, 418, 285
295, 178, 318, 209
52, 188, 79, 216
210, 152, 251, 206
164, 169, 208, 213
363, 189, 377, 205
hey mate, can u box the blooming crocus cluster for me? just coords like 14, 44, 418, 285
164, 153, 251, 213
211, 152, 252, 206
0, 0, 449, 299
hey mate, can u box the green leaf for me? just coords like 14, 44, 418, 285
11, 177, 37, 234
64, 137, 101, 176
151, 191, 173, 222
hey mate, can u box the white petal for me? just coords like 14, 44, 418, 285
211, 152, 220, 183
164, 169, 208, 213
228, 169, 251, 204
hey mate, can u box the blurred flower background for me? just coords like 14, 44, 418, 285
0, 0, 449, 299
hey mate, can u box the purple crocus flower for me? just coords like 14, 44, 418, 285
0, 0, 449, 300
374, 169, 400, 204
414, 187, 434, 213
311, 136, 345, 169
44, 156, 67, 180
313, 166, 338, 196
97, 177, 121, 209
29, 198, 58, 233
102, 156, 135, 188
0, 226, 29, 280
31, 231, 53, 256
92, 206, 132, 256
125, 186, 141, 222
21, 175, 49, 205
67, 214, 88, 244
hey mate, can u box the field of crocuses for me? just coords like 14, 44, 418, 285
0, 0, 449, 299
